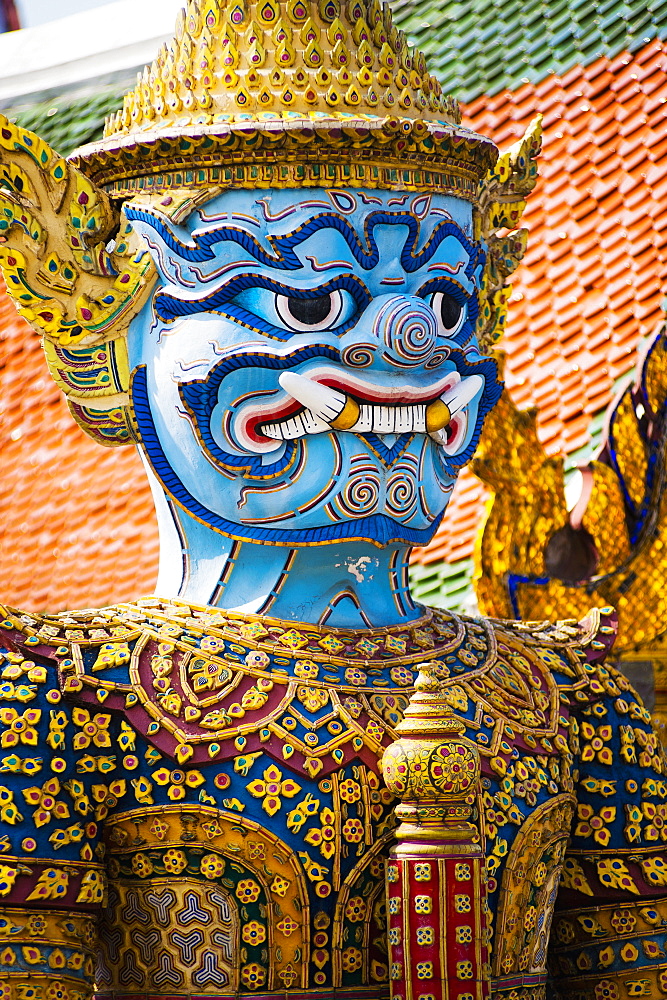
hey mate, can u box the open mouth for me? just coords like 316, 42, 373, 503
233, 366, 484, 455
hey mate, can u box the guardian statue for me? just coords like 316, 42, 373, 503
0, 2, 664, 999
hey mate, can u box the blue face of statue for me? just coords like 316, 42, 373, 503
126, 188, 501, 548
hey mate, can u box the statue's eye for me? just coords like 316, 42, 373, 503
275, 290, 344, 332
429, 291, 466, 337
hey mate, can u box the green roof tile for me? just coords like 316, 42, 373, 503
5, 85, 125, 158
409, 557, 476, 613
392, 0, 667, 101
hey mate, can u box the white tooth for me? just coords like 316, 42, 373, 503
262, 409, 330, 440
394, 406, 414, 433
263, 422, 283, 439
278, 372, 346, 422
351, 403, 374, 432
415, 403, 426, 431
283, 414, 308, 438
373, 406, 395, 434
301, 410, 330, 434
441, 375, 484, 415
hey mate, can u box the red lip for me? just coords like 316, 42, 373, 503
239, 370, 459, 445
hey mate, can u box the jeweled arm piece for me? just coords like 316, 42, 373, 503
382, 663, 490, 1000
0, 905, 97, 999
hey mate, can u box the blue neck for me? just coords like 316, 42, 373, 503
147, 466, 422, 628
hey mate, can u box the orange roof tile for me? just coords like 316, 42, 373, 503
0, 287, 158, 611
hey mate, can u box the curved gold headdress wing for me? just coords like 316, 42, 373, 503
0, 116, 155, 444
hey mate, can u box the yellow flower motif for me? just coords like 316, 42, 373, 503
22, 778, 69, 828
580, 723, 613, 766
236, 878, 261, 902
0, 707, 41, 747
200, 853, 226, 879
294, 660, 319, 680
339, 779, 361, 804
131, 853, 153, 878
246, 764, 301, 817
151, 767, 204, 801
242, 920, 266, 945
304, 807, 337, 859
163, 849, 188, 874
296, 686, 329, 713
71, 709, 111, 750
574, 803, 616, 847
345, 896, 367, 922
241, 963, 266, 989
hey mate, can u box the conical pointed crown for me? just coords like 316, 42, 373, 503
71, 0, 497, 198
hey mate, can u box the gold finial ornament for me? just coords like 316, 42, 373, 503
381, 663, 490, 998
381, 661, 481, 848
69, 0, 498, 198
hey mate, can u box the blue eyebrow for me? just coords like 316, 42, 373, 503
126, 205, 484, 278
272, 212, 485, 277
154, 272, 371, 323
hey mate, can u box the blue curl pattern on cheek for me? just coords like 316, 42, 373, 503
132, 364, 448, 547
177, 344, 341, 479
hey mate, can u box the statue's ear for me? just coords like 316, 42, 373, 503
0, 114, 157, 446
0, 113, 155, 349
473, 116, 543, 354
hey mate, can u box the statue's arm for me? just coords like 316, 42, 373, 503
549, 661, 667, 997
0, 633, 104, 998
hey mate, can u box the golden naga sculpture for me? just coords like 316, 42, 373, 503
0, 2, 665, 1000
473, 332, 667, 728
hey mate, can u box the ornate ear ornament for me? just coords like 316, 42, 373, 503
0, 115, 156, 445
473, 116, 542, 354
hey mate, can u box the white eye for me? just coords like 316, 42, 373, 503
275, 289, 344, 332
429, 291, 466, 337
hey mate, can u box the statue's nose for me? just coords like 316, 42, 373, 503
341, 295, 438, 369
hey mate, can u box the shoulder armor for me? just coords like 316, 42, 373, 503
0, 599, 614, 782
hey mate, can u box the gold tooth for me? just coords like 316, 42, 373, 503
425, 399, 452, 433
330, 397, 361, 430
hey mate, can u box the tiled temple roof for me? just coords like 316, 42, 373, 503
394, 0, 667, 101
2, 6, 667, 611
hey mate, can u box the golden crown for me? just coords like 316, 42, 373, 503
70, 0, 498, 198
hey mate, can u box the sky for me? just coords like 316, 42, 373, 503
15, 0, 112, 28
